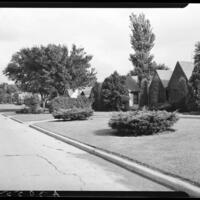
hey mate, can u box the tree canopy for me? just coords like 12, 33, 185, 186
4, 44, 97, 107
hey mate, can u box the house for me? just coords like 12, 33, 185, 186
149, 70, 173, 106
126, 61, 194, 108
80, 87, 93, 98
68, 89, 80, 98
68, 87, 93, 98
125, 75, 140, 106
168, 61, 194, 105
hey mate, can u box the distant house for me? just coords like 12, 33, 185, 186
68, 89, 80, 98
168, 61, 194, 105
80, 87, 93, 98
68, 87, 93, 98
125, 75, 140, 106
149, 70, 173, 106
18, 92, 34, 103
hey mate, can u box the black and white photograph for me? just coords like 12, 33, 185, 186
0, 2, 200, 198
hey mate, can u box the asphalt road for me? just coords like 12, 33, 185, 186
0, 114, 172, 191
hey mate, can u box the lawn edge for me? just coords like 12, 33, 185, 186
29, 123, 200, 197
9, 116, 24, 124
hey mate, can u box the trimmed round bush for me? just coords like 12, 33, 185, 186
108, 110, 179, 136
50, 95, 94, 121
49, 95, 92, 113
53, 107, 93, 121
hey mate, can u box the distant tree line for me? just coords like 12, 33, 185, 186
0, 83, 19, 104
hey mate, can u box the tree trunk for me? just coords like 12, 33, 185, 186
42, 100, 46, 109
41, 94, 47, 110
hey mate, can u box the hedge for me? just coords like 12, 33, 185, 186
108, 109, 179, 136
49, 95, 92, 113
50, 95, 93, 120
53, 107, 93, 121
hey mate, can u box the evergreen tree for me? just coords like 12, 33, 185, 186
189, 42, 200, 110
101, 71, 129, 111
90, 82, 102, 111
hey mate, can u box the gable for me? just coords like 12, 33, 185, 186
168, 62, 188, 89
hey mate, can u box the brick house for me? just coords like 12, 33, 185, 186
127, 61, 194, 108
167, 61, 194, 105
149, 70, 173, 106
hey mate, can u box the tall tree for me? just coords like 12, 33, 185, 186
101, 71, 129, 111
4, 44, 97, 108
129, 13, 155, 85
90, 82, 102, 111
189, 42, 200, 109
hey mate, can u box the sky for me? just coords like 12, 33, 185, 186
0, 4, 200, 84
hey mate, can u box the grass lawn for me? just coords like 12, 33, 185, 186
9, 111, 113, 123
1, 111, 17, 116
0, 104, 24, 112
34, 112, 200, 186
11, 113, 54, 122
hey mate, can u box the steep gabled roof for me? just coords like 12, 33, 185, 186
156, 70, 173, 88
178, 61, 194, 80
125, 75, 140, 92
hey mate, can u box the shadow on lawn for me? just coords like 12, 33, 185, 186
94, 129, 140, 137
50, 119, 89, 122
94, 128, 176, 137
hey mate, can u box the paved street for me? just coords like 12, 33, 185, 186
0, 114, 171, 191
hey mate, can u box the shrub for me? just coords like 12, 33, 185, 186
50, 95, 93, 120
108, 109, 179, 136
53, 107, 93, 121
149, 102, 174, 112
16, 106, 44, 114
16, 94, 44, 114
49, 95, 92, 113
24, 94, 40, 107
129, 104, 139, 111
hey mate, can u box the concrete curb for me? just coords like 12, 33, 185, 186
9, 116, 24, 124
29, 123, 200, 197
178, 115, 200, 119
